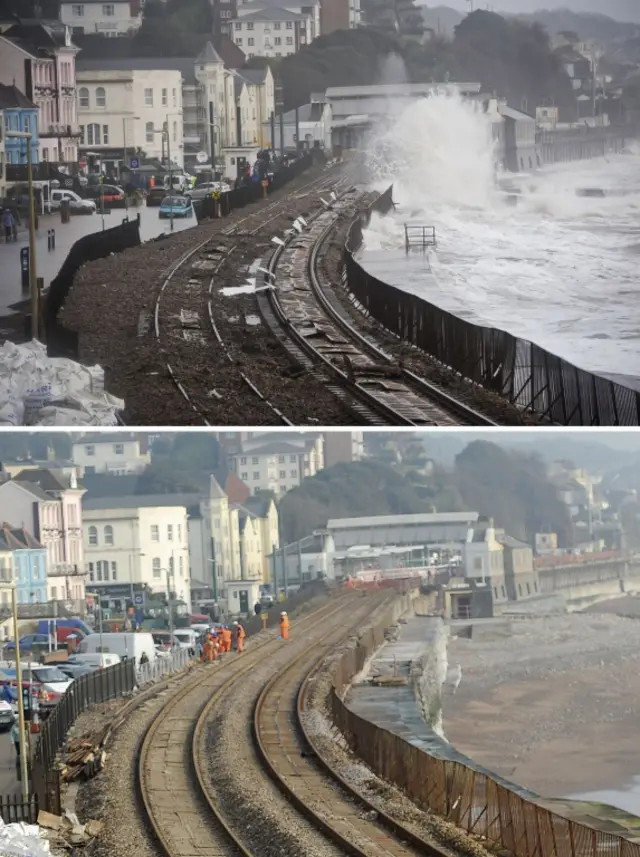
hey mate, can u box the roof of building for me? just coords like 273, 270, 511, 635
496, 533, 531, 550
233, 442, 305, 456
76, 56, 193, 82
327, 512, 479, 529
196, 41, 224, 65
0, 523, 43, 550
8, 481, 52, 502
326, 82, 481, 99
75, 432, 141, 444
241, 494, 273, 518
499, 105, 536, 123
209, 475, 226, 501
236, 7, 304, 21
83, 494, 193, 511
4, 21, 77, 54
238, 67, 269, 85
224, 471, 251, 505
0, 83, 36, 110
14, 468, 74, 492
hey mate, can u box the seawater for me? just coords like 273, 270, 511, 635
360, 94, 640, 381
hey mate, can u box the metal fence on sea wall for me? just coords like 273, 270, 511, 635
344, 188, 640, 426
328, 607, 640, 857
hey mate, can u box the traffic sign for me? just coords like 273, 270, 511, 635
196, 151, 208, 164
133, 593, 144, 605
130, 157, 140, 169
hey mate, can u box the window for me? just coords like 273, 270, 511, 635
102, 125, 109, 144
252, 457, 259, 464
152, 558, 161, 579
146, 121, 154, 143
88, 526, 98, 546
279, 470, 285, 478
177, 524, 182, 542
286, 20, 292, 28
167, 524, 173, 541
289, 454, 296, 462
71, 3, 84, 14
236, 37, 242, 44
274, 21, 281, 28
179, 555, 183, 576
286, 36, 293, 44
172, 88, 177, 107
111, 561, 117, 580
95, 86, 106, 108
473, 557, 483, 571
96, 563, 102, 582
162, 88, 168, 107
172, 121, 177, 142
275, 36, 281, 44
518, 583, 523, 596
235, 21, 242, 28
290, 470, 297, 477
151, 525, 159, 542
144, 88, 153, 107
104, 525, 114, 546
102, 3, 114, 14
240, 456, 247, 464
248, 37, 254, 45
169, 556, 174, 575
84, 443, 95, 455
87, 123, 101, 145
253, 472, 260, 480
241, 472, 248, 480
88, 563, 94, 582
526, 582, 531, 594
246, 21, 253, 29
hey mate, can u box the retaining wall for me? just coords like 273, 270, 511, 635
325, 594, 640, 857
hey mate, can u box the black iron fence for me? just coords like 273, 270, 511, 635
31, 660, 136, 813
0, 793, 39, 824
45, 216, 141, 358
344, 187, 640, 425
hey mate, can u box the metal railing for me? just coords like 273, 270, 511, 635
327, 602, 640, 857
136, 646, 191, 686
343, 188, 640, 426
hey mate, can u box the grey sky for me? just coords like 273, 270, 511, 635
429, 1, 640, 24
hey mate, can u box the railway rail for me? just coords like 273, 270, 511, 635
138, 593, 372, 857
152, 166, 358, 426
258, 190, 497, 426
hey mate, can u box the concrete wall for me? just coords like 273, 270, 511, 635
540, 130, 628, 166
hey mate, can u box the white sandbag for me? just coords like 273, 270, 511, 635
0, 340, 124, 426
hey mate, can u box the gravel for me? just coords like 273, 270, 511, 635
58, 163, 360, 426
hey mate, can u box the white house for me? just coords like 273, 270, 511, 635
82, 496, 190, 610
60, 0, 143, 37
230, 6, 313, 59
226, 433, 324, 495
75, 60, 184, 171
0, 468, 86, 603
72, 432, 151, 475
0, 22, 80, 163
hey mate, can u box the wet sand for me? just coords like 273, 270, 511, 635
442, 609, 640, 799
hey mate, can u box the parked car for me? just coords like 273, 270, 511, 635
49, 189, 96, 214
57, 662, 93, 680
0, 665, 73, 711
0, 700, 15, 732
188, 181, 231, 201
159, 195, 194, 219
85, 184, 125, 206
66, 653, 121, 670
146, 186, 168, 207
4, 633, 53, 652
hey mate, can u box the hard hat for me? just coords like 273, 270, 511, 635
281, 611, 287, 616
233, 621, 238, 625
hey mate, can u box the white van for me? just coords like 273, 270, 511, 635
77, 633, 156, 667
173, 629, 197, 652
49, 189, 96, 213
67, 652, 121, 670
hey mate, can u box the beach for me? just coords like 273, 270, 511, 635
442, 606, 640, 800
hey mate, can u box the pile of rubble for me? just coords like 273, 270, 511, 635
58, 733, 108, 783
0, 810, 103, 857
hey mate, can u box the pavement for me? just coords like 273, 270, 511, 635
0, 204, 197, 316
0, 728, 20, 796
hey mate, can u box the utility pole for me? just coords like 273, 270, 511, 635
6, 132, 37, 339
164, 120, 174, 232
10, 586, 29, 799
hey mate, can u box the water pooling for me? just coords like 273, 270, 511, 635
360, 94, 640, 381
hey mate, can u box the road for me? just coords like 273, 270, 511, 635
0, 727, 19, 796
0, 203, 197, 315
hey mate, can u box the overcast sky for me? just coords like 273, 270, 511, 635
431, 1, 640, 23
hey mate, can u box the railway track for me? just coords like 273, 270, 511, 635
137, 594, 367, 857
152, 166, 358, 426
258, 192, 497, 426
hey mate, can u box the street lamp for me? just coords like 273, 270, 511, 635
6, 131, 38, 340
122, 115, 140, 210
85, 590, 104, 653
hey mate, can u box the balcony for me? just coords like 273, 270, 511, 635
40, 124, 82, 139
49, 563, 87, 577
60, 85, 76, 97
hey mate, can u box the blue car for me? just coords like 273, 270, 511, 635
4, 633, 52, 651
159, 195, 194, 219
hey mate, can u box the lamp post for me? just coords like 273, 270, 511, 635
122, 115, 140, 210
209, 120, 222, 182
6, 131, 37, 340
86, 590, 104, 653
1, 579, 30, 800
156, 113, 182, 232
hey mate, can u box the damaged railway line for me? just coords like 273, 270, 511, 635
137, 591, 459, 857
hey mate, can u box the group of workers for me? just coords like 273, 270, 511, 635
200, 612, 291, 662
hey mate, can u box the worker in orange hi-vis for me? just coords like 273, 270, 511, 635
234, 621, 246, 653
202, 635, 214, 662
221, 626, 232, 653
279, 611, 290, 640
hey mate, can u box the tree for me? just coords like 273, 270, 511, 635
135, 458, 202, 494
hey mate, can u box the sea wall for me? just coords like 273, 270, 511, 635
538, 126, 631, 167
